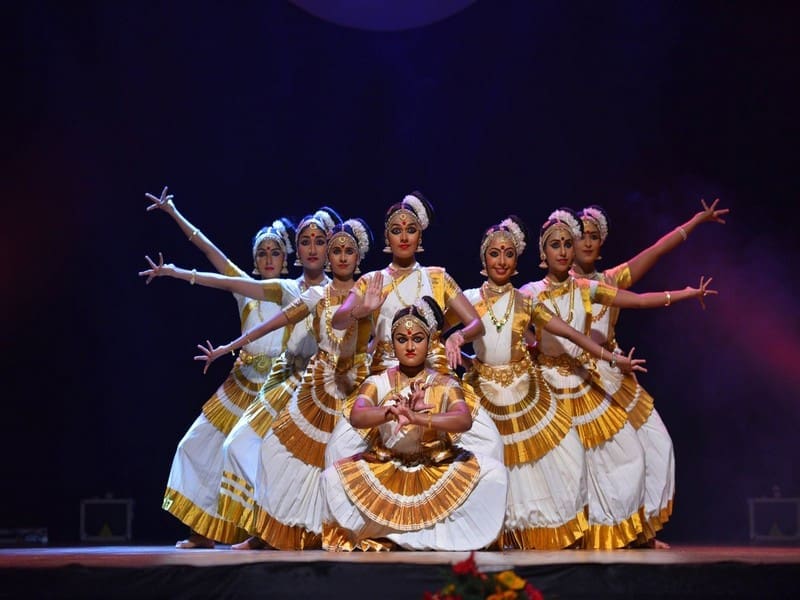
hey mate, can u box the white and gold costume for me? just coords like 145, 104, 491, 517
577, 264, 675, 542
162, 263, 290, 543
520, 276, 646, 549
461, 286, 588, 549
217, 275, 325, 534
322, 370, 507, 551
251, 283, 372, 549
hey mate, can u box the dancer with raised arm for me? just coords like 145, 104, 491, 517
519, 208, 716, 549
197, 218, 377, 549
141, 185, 296, 548
571, 199, 728, 547
459, 215, 646, 549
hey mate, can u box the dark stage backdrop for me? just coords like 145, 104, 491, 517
4, 1, 799, 545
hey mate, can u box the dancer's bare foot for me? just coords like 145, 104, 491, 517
648, 538, 670, 549
175, 532, 215, 549
231, 536, 267, 550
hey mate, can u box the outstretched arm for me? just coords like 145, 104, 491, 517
192, 312, 291, 374
611, 276, 717, 310
626, 198, 729, 286
139, 253, 271, 299
145, 185, 231, 274
542, 316, 646, 374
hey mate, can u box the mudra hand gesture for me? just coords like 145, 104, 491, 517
145, 185, 175, 214
611, 347, 648, 375
697, 198, 729, 225
359, 272, 387, 316
138, 253, 175, 284
194, 340, 229, 374
693, 275, 717, 310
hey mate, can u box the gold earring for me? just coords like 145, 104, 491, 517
281, 259, 289, 274
382, 236, 392, 253
416, 237, 424, 253
294, 257, 302, 267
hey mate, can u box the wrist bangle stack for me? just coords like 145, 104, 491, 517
678, 226, 688, 241
664, 291, 671, 307
610, 354, 617, 369
190, 268, 197, 285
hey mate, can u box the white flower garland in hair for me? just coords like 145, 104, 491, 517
547, 209, 582, 240
500, 217, 526, 255
402, 194, 430, 230
313, 209, 337, 234
345, 218, 370, 259
414, 298, 438, 335
581, 207, 608, 242
273, 219, 294, 255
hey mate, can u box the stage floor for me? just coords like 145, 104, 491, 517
1, 544, 799, 599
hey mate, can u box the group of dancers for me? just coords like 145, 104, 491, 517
139, 186, 727, 551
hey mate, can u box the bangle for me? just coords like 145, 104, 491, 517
190, 268, 197, 285
610, 353, 617, 369
677, 226, 687, 241
189, 229, 199, 241
664, 291, 671, 307
230, 348, 236, 357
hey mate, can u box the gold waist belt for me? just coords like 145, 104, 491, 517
363, 443, 456, 467
316, 348, 369, 372
536, 352, 589, 376
238, 349, 275, 374
473, 357, 531, 387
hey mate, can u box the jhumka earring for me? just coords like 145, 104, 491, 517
294, 257, 302, 267
281, 259, 289, 274
382, 236, 392, 253
324, 259, 331, 272
416, 236, 425, 253
354, 262, 361, 275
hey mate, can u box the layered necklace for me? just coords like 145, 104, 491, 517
324, 284, 353, 347
546, 276, 575, 325
480, 282, 514, 333
389, 265, 423, 308
573, 269, 609, 321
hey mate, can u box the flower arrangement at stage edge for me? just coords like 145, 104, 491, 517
423, 551, 544, 600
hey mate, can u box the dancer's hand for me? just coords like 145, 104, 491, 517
145, 186, 175, 214
692, 275, 717, 310
445, 330, 465, 369
613, 347, 648, 375
697, 197, 729, 225
359, 272, 387, 316
138, 253, 175, 284
194, 340, 228, 374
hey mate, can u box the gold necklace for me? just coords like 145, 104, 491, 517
546, 276, 574, 324
572, 270, 609, 321
390, 267, 423, 307
483, 281, 513, 294
480, 283, 514, 333
324, 284, 352, 346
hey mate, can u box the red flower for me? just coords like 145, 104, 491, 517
452, 551, 480, 577
524, 583, 543, 600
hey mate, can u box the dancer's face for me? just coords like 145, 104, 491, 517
297, 224, 328, 273
386, 213, 421, 261
392, 320, 429, 369
544, 231, 575, 277
327, 236, 358, 279
254, 240, 284, 279
576, 220, 602, 268
484, 237, 517, 287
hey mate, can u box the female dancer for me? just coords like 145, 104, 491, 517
141, 206, 340, 544
321, 296, 508, 551
329, 192, 503, 464
196, 218, 379, 549
519, 208, 716, 549
459, 215, 646, 549
141, 185, 295, 548
572, 199, 728, 546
